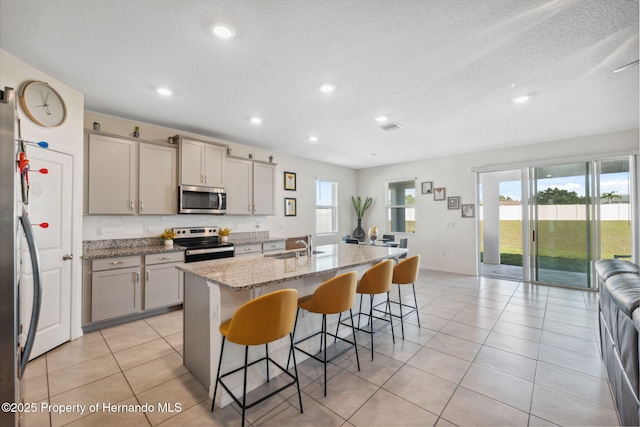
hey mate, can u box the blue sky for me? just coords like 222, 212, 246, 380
498, 172, 630, 201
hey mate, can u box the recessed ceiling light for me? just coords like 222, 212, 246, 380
211, 24, 236, 39
157, 87, 172, 96
309, 136, 318, 142
512, 95, 530, 103
250, 117, 262, 124
375, 116, 388, 122
320, 84, 335, 93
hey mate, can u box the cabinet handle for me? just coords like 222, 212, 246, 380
140, 200, 144, 211
201, 175, 204, 183
110, 261, 124, 265
205, 175, 209, 183
146, 270, 150, 281
159, 256, 172, 260
130, 200, 134, 211
136, 271, 140, 282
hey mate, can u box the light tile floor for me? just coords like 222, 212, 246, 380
23, 270, 619, 426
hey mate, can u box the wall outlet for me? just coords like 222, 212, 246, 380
96, 226, 103, 236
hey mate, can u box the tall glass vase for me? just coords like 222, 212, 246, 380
353, 218, 365, 242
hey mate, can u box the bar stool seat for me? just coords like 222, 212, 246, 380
291, 271, 360, 396
211, 289, 303, 426
338, 259, 395, 360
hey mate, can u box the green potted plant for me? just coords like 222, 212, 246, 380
351, 196, 372, 242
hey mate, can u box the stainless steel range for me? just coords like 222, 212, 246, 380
173, 226, 234, 262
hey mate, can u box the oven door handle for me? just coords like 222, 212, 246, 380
186, 247, 234, 256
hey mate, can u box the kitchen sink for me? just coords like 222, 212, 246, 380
265, 250, 324, 259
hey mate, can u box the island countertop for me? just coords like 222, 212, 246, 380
176, 243, 407, 291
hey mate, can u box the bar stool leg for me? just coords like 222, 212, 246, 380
211, 336, 227, 412
397, 285, 405, 339
368, 294, 374, 360
265, 343, 270, 382
349, 308, 361, 371
322, 314, 328, 396
289, 332, 304, 413
412, 282, 421, 327
387, 291, 395, 344
287, 308, 301, 371
241, 345, 249, 426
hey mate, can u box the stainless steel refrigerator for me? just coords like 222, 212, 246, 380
0, 86, 43, 426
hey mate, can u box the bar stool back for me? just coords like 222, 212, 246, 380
292, 271, 360, 396
211, 289, 303, 426
391, 255, 421, 338
340, 259, 395, 360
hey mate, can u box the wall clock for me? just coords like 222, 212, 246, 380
18, 80, 67, 128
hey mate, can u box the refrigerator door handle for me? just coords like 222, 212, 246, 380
18, 208, 42, 378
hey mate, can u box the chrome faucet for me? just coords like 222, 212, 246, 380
295, 235, 313, 256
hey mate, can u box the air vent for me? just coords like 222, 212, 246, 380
380, 122, 403, 131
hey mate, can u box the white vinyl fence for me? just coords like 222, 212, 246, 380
479, 204, 631, 221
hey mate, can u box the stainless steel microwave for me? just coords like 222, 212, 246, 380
179, 185, 226, 214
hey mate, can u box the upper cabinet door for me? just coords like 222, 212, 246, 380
225, 157, 253, 215
203, 144, 225, 188
178, 136, 227, 188
179, 139, 205, 186
88, 134, 137, 214
253, 162, 275, 215
139, 143, 177, 214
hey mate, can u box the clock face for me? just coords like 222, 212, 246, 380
19, 81, 67, 128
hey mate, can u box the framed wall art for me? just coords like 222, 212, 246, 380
285, 198, 297, 216
434, 187, 446, 201
462, 204, 475, 218
284, 171, 296, 191
448, 196, 460, 210
421, 181, 433, 194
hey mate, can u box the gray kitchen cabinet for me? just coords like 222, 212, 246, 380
225, 156, 275, 215
88, 134, 177, 215
262, 240, 285, 252
139, 143, 177, 214
176, 135, 226, 188
144, 252, 184, 310
234, 242, 262, 255
91, 256, 142, 322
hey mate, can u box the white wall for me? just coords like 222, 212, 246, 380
83, 112, 357, 246
1, 49, 85, 339
357, 129, 639, 275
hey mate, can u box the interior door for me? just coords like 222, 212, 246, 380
20, 147, 72, 359
531, 162, 593, 288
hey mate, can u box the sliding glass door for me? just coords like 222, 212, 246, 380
531, 163, 593, 288
478, 156, 634, 289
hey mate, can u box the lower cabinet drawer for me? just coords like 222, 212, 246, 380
263, 241, 285, 252
235, 244, 261, 255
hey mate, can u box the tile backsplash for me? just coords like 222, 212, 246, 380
83, 214, 273, 241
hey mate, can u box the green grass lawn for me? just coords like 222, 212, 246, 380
480, 220, 632, 270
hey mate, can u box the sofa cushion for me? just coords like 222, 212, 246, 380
595, 259, 639, 281
605, 273, 640, 317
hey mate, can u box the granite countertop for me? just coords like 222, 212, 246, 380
82, 237, 185, 259
176, 243, 407, 291
231, 236, 285, 245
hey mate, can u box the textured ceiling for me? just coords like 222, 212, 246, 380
1, 0, 638, 169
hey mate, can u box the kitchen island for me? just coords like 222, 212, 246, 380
177, 243, 407, 407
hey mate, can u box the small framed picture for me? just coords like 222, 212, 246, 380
448, 196, 460, 210
421, 181, 433, 194
285, 198, 297, 216
284, 172, 296, 191
434, 187, 446, 201
462, 204, 475, 218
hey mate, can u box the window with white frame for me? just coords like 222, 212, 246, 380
316, 179, 338, 234
387, 179, 416, 233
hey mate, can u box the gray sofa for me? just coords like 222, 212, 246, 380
595, 259, 640, 426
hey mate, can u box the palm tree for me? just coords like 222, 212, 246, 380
601, 191, 622, 204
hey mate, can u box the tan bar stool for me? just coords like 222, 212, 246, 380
390, 255, 421, 338
337, 259, 395, 360
211, 289, 303, 426
291, 271, 360, 396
